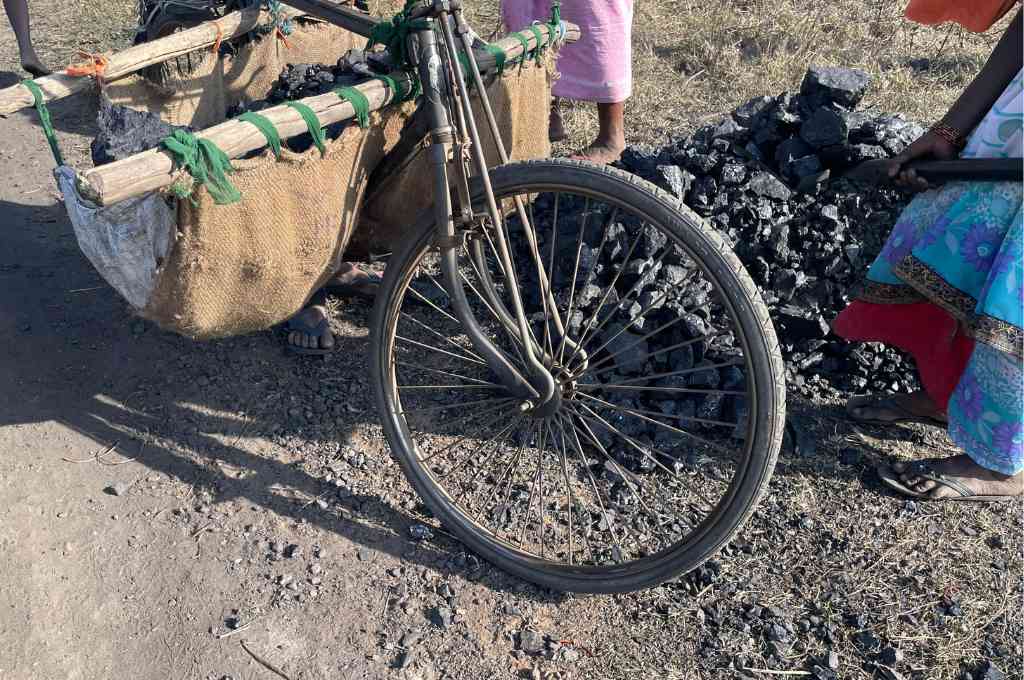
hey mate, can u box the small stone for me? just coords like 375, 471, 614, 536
720, 163, 747, 185
518, 628, 546, 655
104, 482, 131, 497
309, 563, 323, 575
827, 650, 839, 670
357, 548, 373, 561
655, 164, 694, 199
408, 524, 434, 541
430, 605, 454, 629
283, 544, 302, 559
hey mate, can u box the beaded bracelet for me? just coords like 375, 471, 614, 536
929, 122, 968, 150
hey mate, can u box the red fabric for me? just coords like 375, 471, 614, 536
833, 301, 975, 410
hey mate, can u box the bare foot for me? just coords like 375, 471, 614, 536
286, 304, 334, 352
571, 138, 625, 165
323, 262, 381, 300
893, 455, 1023, 499
847, 390, 948, 426
20, 52, 50, 77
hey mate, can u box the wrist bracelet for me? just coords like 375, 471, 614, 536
929, 122, 967, 150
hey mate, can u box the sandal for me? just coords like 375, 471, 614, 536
846, 394, 947, 428
876, 463, 1014, 503
285, 313, 333, 356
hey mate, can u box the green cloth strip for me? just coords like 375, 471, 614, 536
483, 44, 507, 74
334, 86, 370, 128
21, 80, 64, 167
284, 101, 327, 157
161, 130, 240, 205
511, 30, 532, 66
527, 24, 546, 64
237, 111, 282, 159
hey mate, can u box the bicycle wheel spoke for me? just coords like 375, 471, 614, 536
552, 419, 576, 565
396, 335, 487, 367
399, 396, 515, 415
578, 383, 745, 397
559, 413, 627, 564
581, 329, 725, 378
517, 424, 548, 548
587, 358, 746, 384
568, 404, 716, 512
441, 416, 523, 481
395, 361, 500, 387
455, 418, 525, 503
577, 392, 739, 429
401, 312, 486, 363
555, 197, 592, 365
473, 427, 530, 523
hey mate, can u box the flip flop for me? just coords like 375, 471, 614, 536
285, 314, 333, 356
846, 395, 947, 428
322, 267, 382, 302
876, 463, 1015, 503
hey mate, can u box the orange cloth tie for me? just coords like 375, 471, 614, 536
65, 51, 110, 80
905, 0, 1018, 32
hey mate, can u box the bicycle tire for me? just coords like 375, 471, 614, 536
370, 159, 785, 593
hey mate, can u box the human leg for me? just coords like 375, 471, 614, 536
3, 0, 49, 76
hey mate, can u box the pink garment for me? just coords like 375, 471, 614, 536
502, 0, 634, 103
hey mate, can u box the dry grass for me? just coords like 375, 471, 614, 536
1, 0, 1005, 150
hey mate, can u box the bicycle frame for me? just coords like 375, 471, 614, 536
284, 0, 571, 408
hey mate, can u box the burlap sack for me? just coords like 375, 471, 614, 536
104, 21, 362, 129
354, 58, 553, 254
140, 105, 411, 339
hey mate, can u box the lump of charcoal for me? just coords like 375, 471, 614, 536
619, 145, 662, 179
799, 65, 871, 110
600, 323, 648, 375
621, 258, 661, 290
775, 137, 813, 176
846, 143, 889, 164
682, 149, 721, 175
688, 176, 718, 212
790, 154, 823, 180
775, 304, 830, 341
799, 107, 849, 149
746, 171, 793, 201
732, 95, 774, 126
659, 263, 690, 287
765, 93, 803, 128
719, 162, 747, 186
766, 222, 790, 260
668, 345, 695, 372
689, 361, 722, 389
697, 393, 724, 422
91, 99, 187, 166
772, 268, 805, 302
711, 116, 747, 141
639, 222, 668, 258
655, 164, 694, 200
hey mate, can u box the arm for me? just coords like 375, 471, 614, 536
893, 9, 1022, 188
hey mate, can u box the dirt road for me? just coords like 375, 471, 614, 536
0, 68, 1020, 680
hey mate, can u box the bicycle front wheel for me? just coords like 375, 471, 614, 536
370, 159, 785, 593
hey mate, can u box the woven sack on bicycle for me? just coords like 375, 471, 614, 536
62, 20, 413, 339
103, 20, 361, 129
351, 55, 554, 255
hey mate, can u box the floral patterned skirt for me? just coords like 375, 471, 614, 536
834, 70, 1023, 475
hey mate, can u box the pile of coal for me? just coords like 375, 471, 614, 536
615, 65, 925, 397
226, 51, 386, 154
91, 97, 190, 167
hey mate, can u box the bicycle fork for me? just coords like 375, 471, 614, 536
410, 9, 558, 406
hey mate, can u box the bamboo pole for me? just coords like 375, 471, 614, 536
78, 23, 576, 207
0, 4, 305, 116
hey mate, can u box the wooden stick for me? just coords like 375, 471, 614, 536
0, 4, 304, 116
77, 24, 577, 207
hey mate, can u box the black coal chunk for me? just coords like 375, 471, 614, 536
91, 98, 189, 166
800, 65, 871, 109
800, 107, 849, 149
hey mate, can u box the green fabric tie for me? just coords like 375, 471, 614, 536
527, 24, 546, 64
510, 31, 532, 71
483, 44, 506, 74
21, 80, 64, 167
284, 101, 327, 157
334, 86, 370, 128
365, 0, 430, 68
374, 74, 418, 103
161, 130, 241, 205
237, 111, 282, 159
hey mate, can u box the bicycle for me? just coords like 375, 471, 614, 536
282, 0, 785, 593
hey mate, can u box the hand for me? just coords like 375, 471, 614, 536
887, 130, 959, 191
